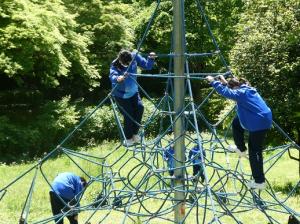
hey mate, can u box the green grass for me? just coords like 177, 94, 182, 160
0, 140, 299, 224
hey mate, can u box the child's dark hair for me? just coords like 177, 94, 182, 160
80, 176, 87, 188
113, 49, 132, 69
239, 78, 250, 85
118, 50, 132, 65
227, 77, 250, 89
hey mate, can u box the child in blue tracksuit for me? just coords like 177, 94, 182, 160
163, 145, 175, 176
206, 75, 272, 190
188, 144, 206, 183
109, 50, 156, 146
49, 172, 87, 224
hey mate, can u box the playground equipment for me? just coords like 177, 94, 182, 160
0, 0, 299, 223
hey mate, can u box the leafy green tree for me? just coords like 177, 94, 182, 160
0, 96, 79, 163
0, 0, 100, 91
61, 0, 136, 93
133, 0, 244, 72
93, 2, 135, 69
230, 0, 300, 144
133, 0, 244, 117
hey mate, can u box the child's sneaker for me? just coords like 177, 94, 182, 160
132, 134, 141, 143
228, 145, 247, 158
246, 180, 266, 190
123, 138, 135, 147
191, 176, 199, 183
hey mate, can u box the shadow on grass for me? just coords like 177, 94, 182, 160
272, 181, 300, 196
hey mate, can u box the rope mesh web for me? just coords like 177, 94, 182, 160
0, 0, 299, 223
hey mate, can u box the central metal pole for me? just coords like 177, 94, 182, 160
173, 0, 186, 222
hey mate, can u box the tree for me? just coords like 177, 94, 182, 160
0, 0, 100, 91
61, 0, 136, 94
133, 0, 245, 117
230, 0, 300, 144
133, 0, 244, 72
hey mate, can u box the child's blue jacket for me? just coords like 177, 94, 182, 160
163, 147, 175, 169
109, 52, 154, 99
50, 172, 83, 200
188, 145, 206, 165
211, 81, 272, 131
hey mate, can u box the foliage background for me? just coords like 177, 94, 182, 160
0, 0, 299, 163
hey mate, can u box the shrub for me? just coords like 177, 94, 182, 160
0, 96, 163, 163
74, 104, 120, 145
0, 96, 79, 163
74, 98, 162, 145
0, 116, 41, 162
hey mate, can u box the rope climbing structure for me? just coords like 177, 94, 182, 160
0, 0, 299, 223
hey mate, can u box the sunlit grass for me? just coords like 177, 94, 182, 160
0, 139, 299, 224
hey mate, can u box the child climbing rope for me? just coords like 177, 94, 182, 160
109, 49, 156, 147
163, 143, 175, 176
49, 172, 87, 224
206, 75, 272, 190
188, 143, 206, 183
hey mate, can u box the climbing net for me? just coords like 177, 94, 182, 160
0, 0, 299, 223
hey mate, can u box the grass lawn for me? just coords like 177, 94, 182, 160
0, 139, 299, 224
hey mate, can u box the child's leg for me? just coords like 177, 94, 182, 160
193, 165, 200, 176
248, 129, 267, 183
199, 164, 205, 182
49, 192, 65, 224
232, 116, 247, 152
67, 214, 78, 224
115, 96, 135, 139
132, 93, 144, 135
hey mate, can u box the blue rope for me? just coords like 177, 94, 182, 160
1, 0, 300, 223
